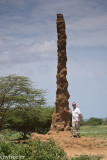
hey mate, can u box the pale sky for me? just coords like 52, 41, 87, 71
0, 0, 107, 119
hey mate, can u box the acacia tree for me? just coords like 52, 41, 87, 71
0, 75, 46, 130
5, 106, 55, 138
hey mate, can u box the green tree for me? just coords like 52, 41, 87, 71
103, 117, 107, 125
5, 106, 55, 138
80, 114, 85, 126
0, 75, 46, 130
86, 117, 103, 126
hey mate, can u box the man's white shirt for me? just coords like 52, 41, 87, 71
71, 108, 80, 122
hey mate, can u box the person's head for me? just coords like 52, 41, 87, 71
72, 102, 76, 109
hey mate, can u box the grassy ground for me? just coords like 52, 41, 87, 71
70, 155, 103, 160
80, 125, 107, 138
0, 129, 21, 141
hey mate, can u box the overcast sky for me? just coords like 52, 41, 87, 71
0, 0, 107, 119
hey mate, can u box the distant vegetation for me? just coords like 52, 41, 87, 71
85, 117, 105, 126
70, 115, 107, 127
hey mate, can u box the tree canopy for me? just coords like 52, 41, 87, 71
0, 75, 46, 129
5, 106, 55, 138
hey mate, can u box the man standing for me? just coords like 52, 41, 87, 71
64, 102, 81, 138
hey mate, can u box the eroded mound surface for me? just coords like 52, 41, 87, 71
50, 14, 70, 132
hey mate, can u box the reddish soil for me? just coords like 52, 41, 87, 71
31, 131, 107, 160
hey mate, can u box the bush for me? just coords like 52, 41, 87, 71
0, 141, 12, 156
102, 118, 107, 125
0, 139, 68, 160
80, 115, 85, 126
5, 106, 55, 138
85, 118, 103, 126
34, 106, 55, 134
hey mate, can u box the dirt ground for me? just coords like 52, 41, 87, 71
31, 131, 107, 160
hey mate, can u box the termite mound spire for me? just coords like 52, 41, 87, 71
50, 14, 70, 132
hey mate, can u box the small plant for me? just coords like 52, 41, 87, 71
28, 138, 68, 160
0, 141, 12, 156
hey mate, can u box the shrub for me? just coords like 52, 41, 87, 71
5, 106, 55, 138
0, 139, 68, 160
85, 118, 103, 126
102, 118, 107, 125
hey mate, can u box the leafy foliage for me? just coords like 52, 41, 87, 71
0, 75, 46, 130
102, 118, 107, 125
79, 115, 85, 126
85, 117, 103, 126
5, 106, 55, 137
0, 139, 68, 160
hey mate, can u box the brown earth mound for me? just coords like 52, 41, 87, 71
50, 14, 70, 132
31, 131, 107, 160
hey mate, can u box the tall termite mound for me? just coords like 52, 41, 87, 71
50, 14, 70, 132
